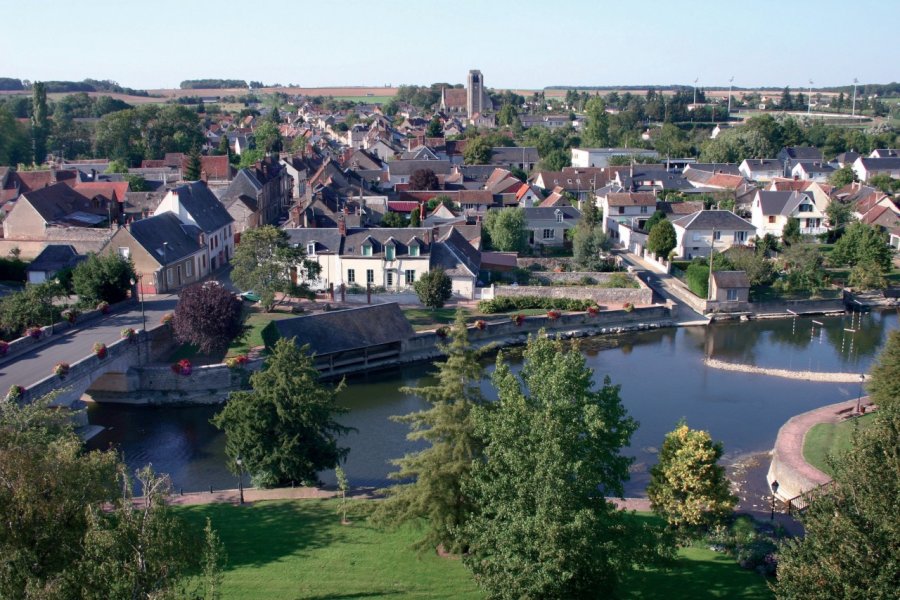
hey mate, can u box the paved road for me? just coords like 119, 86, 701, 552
0, 295, 178, 392
615, 251, 709, 325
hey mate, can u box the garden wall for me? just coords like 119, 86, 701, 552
489, 272, 652, 306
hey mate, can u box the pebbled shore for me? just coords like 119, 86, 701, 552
703, 357, 866, 383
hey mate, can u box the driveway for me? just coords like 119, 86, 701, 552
0, 295, 178, 392
615, 251, 709, 326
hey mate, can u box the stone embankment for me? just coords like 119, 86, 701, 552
703, 357, 867, 383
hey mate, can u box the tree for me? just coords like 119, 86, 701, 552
483, 208, 527, 253
868, 173, 900, 195
184, 146, 202, 180
774, 404, 900, 599
252, 120, 282, 153
106, 158, 129, 173
0, 280, 65, 338
830, 222, 892, 272
572, 225, 612, 271
172, 282, 244, 355
380, 211, 405, 228
777, 244, 827, 293
825, 199, 854, 230
582, 96, 610, 147
212, 338, 350, 487
72, 252, 135, 305
413, 268, 452, 309
231, 225, 318, 312
463, 136, 492, 165
336, 465, 350, 525
376, 310, 486, 552
721, 246, 774, 287
463, 335, 640, 599
781, 217, 801, 246
237, 148, 265, 169
829, 165, 856, 187
497, 104, 518, 127
867, 329, 900, 411
425, 117, 443, 138
0, 106, 32, 165
643, 209, 667, 233
408, 205, 421, 227
647, 219, 677, 258
647, 422, 737, 532
217, 133, 231, 157
31, 81, 49, 164
409, 168, 439, 191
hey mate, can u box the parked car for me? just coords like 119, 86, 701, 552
240, 290, 260, 302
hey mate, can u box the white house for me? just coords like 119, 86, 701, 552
598, 191, 657, 239
852, 156, 900, 182
571, 147, 659, 168
750, 190, 827, 238
790, 162, 835, 182
739, 159, 784, 182
671, 210, 755, 260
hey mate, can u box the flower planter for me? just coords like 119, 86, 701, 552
121, 328, 137, 341
0, 341, 8, 356
171, 359, 192, 376
96, 301, 110, 315
54, 362, 70, 378
623, 303, 634, 313
161, 313, 173, 325
511, 314, 525, 326
62, 309, 79, 324
93, 343, 108, 359
225, 355, 250, 369
546, 310, 561, 320
27, 327, 42, 340
474, 320, 486, 331
586, 306, 600, 316
435, 327, 449, 339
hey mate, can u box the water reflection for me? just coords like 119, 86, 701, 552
87, 310, 898, 496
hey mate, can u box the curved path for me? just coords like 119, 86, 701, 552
704, 358, 867, 383
767, 397, 873, 502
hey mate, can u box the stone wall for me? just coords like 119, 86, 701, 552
492, 278, 652, 306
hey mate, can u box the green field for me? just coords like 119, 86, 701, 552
226, 306, 296, 357
177, 500, 773, 600
328, 95, 394, 104
803, 412, 877, 476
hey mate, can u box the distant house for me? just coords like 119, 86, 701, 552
489, 147, 539, 172
670, 210, 754, 260
384, 160, 452, 189
739, 159, 783, 182
571, 148, 659, 168
790, 162, 835, 182
869, 149, 899, 158
777, 146, 823, 176
710, 271, 750, 303
598, 191, 657, 238
851, 156, 900, 182
26, 245, 84, 284
522, 206, 580, 247
221, 164, 290, 227
750, 190, 827, 238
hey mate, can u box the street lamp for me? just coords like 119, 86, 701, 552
856, 373, 865, 414
770, 480, 779, 520
236, 456, 244, 505
130, 275, 147, 360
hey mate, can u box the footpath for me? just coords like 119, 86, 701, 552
615, 251, 710, 326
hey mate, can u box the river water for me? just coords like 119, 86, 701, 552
86, 309, 898, 497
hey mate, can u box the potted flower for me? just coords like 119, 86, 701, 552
474, 319, 486, 331
623, 302, 634, 313
121, 327, 137, 341
62, 308, 79, 324
435, 326, 449, 339
161, 313, 173, 325
27, 327, 42, 340
96, 301, 110, 315
6, 385, 24, 402
225, 355, 250, 369
53, 362, 70, 378
0, 341, 8, 356
587, 305, 600, 316
171, 358, 192, 376
546, 309, 562, 320
511, 313, 525, 326
93, 342, 108, 359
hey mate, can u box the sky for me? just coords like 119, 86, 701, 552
1, 0, 897, 91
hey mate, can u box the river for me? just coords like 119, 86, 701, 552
86, 309, 898, 497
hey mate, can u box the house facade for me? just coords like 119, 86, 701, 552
598, 192, 657, 238
671, 210, 755, 259
521, 206, 580, 247
750, 190, 827, 238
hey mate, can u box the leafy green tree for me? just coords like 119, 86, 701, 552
72, 252, 135, 305
868, 173, 900, 195
413, 268, 453, 309
497, 104, 518, 127
0, 280, 65, 338
643, 209, 667, 233
648, 422, 737, 532
867, 330, 900, 411
376, 310, 486, 552
483, 208, 527, 253
463, 136, 492, 165
231, 225, 317, 312
849, 260, 888, 291
171, 282, 244, 355
830, 222, 892, 272
252, 120, 282, 153
217, 133, 231, 157
106, 158, 129, 173
212, 338, 350, 487
425, 117, 443, 138
647, 219, 677, 258
539, 148, 570, 171
582, 96, 610, 147
31, 81, 49, 163
409, 205, 420, 227
777, 244, 827, 293
829, 165, 856, 187
781, 217, 801, 246
237, 148, 265, 169
336, 465, 350, 525
380, 211, 405, 228
122, 174, 148, 192
721, 246, 774, 287
0, 106, 32, 165
825, 200, 854, 230
774, 404, 900, 599
572, 226, 612, 270
463, 335, 640, 599
184, 146, 202, 180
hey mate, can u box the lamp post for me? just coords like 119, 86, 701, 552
851, 78, 858, 117
770, 480, 779, 520
236, 456, 244, 505
130, 275, 147, 360
856, 373, 865, 414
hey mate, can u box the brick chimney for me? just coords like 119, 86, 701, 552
338, 215, 347, 237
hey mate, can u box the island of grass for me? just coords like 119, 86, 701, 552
177, 499, 772, 599
802, 412, 877, 476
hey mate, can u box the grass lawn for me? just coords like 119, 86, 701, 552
402, 307, 475, 331
226, 306, 296, 357
803, 412, 877, 476
177, 500, 772, 600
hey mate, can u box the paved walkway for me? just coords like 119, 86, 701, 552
768, 397, 874, 502
615, 251, 709, 326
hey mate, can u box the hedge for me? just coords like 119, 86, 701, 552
477, 296, 596, 314
685, 263, 709, 298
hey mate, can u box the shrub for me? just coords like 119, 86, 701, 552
474, 319, 486, 330
685, 262, 710, 298
53, 362, 70, 377
224, 354, 250, 369
171, 359, 192, 376
27, 327, 42, 339
546, 309, 561, 320
478, 296, 595, 314
71, 252, 135, 305
586, 305, 600, 316
93, 342, 107, 359
160, 313, 173, 324
623, 302, 634, 312
96, 301, 110, 314
5, 385, 24, 401
599, 273, 639, 289
435, 326, 450, 338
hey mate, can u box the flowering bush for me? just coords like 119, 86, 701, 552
0, 341, 8, 356
53, 362, 70, 377
121, 327, 137, 341
171, 358, 192, 376
435, 326, 450, 338
546, 309, 562, 320
62, 308, 79, 324
623, 302, 634, 313
6, 385, 24, 402
474, 319, 486, 330
93, 342, 108, 359
96, 301, 110, 314
511, 313, 525, 326
161, 313, 173, 324
225, 355, 250, 369
27, 327, 42, 339
587, 305, 600, 316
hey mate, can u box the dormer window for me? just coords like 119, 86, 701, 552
362, 242, 373, 257
555, 210, 563, 223
307, 242, 316, 256
409, 242, 420, 257
385, 245, 395, 261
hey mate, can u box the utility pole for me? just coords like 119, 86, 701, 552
728, 76, 734, 116
708, 228, 716, 302
808, 80, 814, 115
693, 78, 699, 106
851, 78, 858, 117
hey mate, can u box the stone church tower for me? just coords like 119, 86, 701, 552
467, 69, 487, 116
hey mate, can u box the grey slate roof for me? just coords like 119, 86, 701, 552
712, 271, 750, 288
858, 157, 900, 170
490, 147, 539, 164
522, 206, 581, 221
432, 227, 481, 278
780, 147, 823, 161
20, 182, 109, 224
27, 245, 83, 273
222, 168, 263, 201
756, 191, 809, 216
671, 210, 754, 231
684, 163, 740, 175
387, 160, 452, 177
272, 303, 414, 355
342, 227, 430, 257
284, 228, 344, 255
742, 159, 782, 171
128, 212, 202, 265
171, 181, 234, 233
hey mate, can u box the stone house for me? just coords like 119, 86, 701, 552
522, 206, 581, 247
671, 210, 754, 260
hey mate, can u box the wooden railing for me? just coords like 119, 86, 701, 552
785, 480, 836, 515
